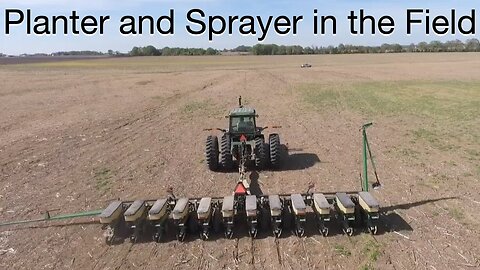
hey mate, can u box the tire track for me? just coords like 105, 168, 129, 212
56, 73, 233, 185
274, 238, 283, 266
114, 242, 135, 270
233, 238, 239, 267
141, 244, 160, 270
250, 238, 256, 267
70, 72, 229, 152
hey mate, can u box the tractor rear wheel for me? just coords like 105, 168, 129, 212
220, 134, 234, 170
269, 134, 281, 168
255, 137, 268, 169
205, 135, 219, 171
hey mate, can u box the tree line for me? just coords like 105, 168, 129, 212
2, 39, 479, 57
244, 39, 480, 55
129, 46, 219, 56
126, 39, 480, 57
51, 51, 107, 56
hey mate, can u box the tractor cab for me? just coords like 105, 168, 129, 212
228, 107, 257, 137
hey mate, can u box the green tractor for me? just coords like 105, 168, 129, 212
205, 97, 281, 171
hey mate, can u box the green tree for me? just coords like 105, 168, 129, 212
143, 45, 160, 56
429, 41, 444, 52
205, 47, 217, 55
466, 38, 480, 51
130, 47, 141, 56
417, 42, 428, 52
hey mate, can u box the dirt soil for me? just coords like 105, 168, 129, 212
0, 53, 479, 270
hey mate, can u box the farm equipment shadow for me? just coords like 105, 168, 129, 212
95, 209, 416, 245
218, 145, 321, 173
280, 153, 321, 171
2, 195, 455, 243
101, 197, 459, 244
377, 196, 457, 235
275, 145, 320, 171
382, 196, 457, 212
249, 170, 263, 195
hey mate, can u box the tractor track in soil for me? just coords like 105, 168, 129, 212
274, 238, 282, 266
250, 238, 256, 266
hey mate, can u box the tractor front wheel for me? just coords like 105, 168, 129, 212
205, 135, 219, 171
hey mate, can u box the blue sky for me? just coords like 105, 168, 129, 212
0, 0, 478, 54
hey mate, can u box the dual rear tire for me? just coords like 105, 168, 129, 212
205, 134, 234, 171
254, 137, 268, 169
252, 134, 282, 169
205, 134, 282, 171
269, 134, 281, 168
205, 135, 219, 171
220, 134, 234, 170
